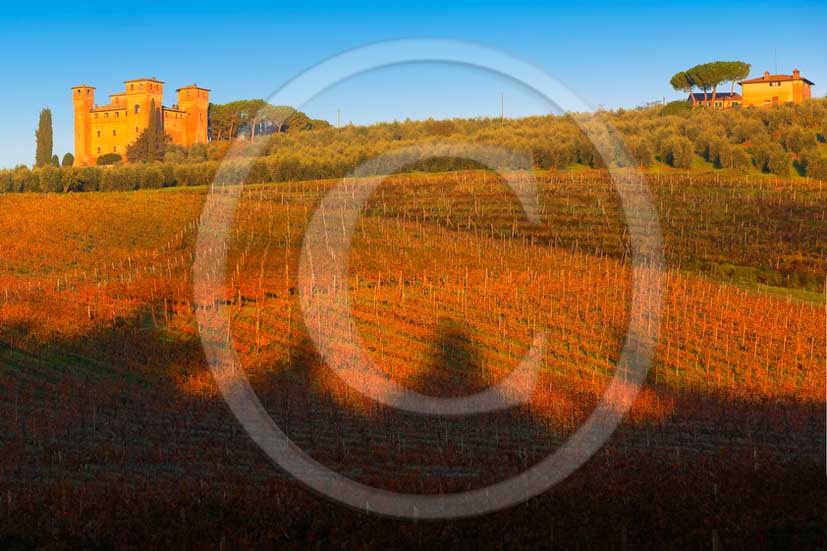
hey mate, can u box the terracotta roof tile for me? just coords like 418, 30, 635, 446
740, 72, 814, 85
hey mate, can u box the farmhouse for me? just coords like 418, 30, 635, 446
738, 69, 814, 107
72, 77, 209, 166
686, 68, 814, 109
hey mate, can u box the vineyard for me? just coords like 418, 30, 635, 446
0, 170, 824, 549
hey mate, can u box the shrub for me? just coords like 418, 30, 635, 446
626, 137, 653, 168
801, 151, 827, 180
750, 145, 770, 172
660, 101, 692, 117
730, 147, 752, 172
663, 136, 695, 169
187, 143, 208, 162
34, 166, 62, 192
97, 153, 123, 166
766, 145, 792, 176
781, 126, 817, 154
139, 164, 165, 189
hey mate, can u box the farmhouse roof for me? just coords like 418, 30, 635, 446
740, 70, 814, 86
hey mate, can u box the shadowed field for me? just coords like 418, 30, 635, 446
0, 171, 824, 549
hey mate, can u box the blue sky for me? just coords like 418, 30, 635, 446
1, 0, 825, 168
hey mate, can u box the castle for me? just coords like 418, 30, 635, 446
72, 77, 209, 166
689, 68, 813, 109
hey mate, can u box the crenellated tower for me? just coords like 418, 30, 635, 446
123, 77, 165, 145
177, 84, 210, 145
71, 85, 95, 166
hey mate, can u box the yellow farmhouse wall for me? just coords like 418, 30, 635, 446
741, 79, 812, 107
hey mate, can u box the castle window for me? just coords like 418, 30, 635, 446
115, 112, 119, 118
76, 90, 80, 96
94, 114, 98, 119
97, 130, 101, 137
131, 84, 134, 91
97, 147, 101, 154
87, 89, 90, 97
134, 105, 140, 114
113, 146, 117, 152
135, 126, 139, 134
104, 112, 109, 118
113, 129, 116, 136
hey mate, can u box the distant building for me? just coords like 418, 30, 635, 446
685, 68, 814, 110
72, 77, 209, 166
739, 69, 814, 107
688, 91, 742, 109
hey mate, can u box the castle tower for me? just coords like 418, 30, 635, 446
123, 77, 165, 145
72, 85, 95, 166
177, 84, 210, 145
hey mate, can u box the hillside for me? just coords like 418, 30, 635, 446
4, 99, 827, 193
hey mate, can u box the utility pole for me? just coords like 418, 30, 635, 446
500, 93, 504, 123
337, 109, 341, 129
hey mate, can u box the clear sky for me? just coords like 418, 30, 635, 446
1, 0, 825, 168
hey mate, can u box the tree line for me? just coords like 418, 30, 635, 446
7, 96, 827, 193
208, 100, 330, 142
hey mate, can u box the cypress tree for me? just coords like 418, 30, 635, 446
146, 98, 160, 162
35, 108, 53, 167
